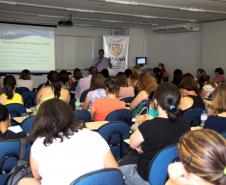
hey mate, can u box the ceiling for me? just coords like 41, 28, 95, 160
1, 0, 226, 28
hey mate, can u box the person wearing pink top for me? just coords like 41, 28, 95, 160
213, 67, 225, 85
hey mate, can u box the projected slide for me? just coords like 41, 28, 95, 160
0, 23, 55, 72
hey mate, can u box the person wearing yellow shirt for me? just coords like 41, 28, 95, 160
0, 75, 23, 105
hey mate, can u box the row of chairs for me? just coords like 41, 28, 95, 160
0, 138, 178, 185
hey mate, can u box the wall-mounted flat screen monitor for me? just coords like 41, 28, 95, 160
136, 57, 147, 66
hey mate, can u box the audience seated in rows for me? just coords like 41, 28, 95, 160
0, 103, 26, 139
82, 73, 106, 110
75, 66, 97, 100
16, 69, 34, 91
0, 75, 23, 105
204, 83, 226, 133
34, 71, 70, 114
90, 78, 126, 121
130, 72, 157, 116
166, 129, 226, 185
120, 83, 190, 185
19, 99, 118, 185
116, 72, 134, 100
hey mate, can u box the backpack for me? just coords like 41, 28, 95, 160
6, 138, 32, 185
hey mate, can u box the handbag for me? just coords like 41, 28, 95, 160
6, 138, 32, 185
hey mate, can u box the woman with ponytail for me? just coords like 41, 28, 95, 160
0, 75, 23, 105
120, 83, 190, 185
34, 71, 70, 114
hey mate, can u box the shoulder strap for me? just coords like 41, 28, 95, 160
19, 138, 27, 161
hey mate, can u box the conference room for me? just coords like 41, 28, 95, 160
0, 1, 225, 185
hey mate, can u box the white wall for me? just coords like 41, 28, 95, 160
147, 31, 202, 77
201, 20, 226, 76
31, 25, 203, 86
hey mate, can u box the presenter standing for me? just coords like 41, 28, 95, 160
94, 49, 112, 72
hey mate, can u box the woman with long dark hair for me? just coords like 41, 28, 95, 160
0, 75, 23, 105
34, 71, 70, 114
120, 83, 190, 185
19, 99, 118, 185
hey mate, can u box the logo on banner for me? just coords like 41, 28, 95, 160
110, 44, 122, 56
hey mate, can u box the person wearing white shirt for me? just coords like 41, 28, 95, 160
17, 69, 34, 91
19, 98, 118, 185
93, 49, 112, 72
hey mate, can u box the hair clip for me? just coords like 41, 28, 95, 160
224, 167, 226, 175
169, 105, 176, 110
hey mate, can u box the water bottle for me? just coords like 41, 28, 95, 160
75, 99, 81, 110
200, 110, 208, 127
148, 105, 159, 118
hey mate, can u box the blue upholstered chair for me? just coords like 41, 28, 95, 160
182, 108, 204, 126
80, 89, 89, 103
6, 103, 27, 118
74, 110, 91, 122
15, 87, 30, 95
105, 109, 133, 126
20, 116, 36, 135
221, 131, 226, 139
120, 97, 134, 104
70, 168, 124, 185
22, 91, 36, 108
0, 139, 31, 185
148, 144, 178, 185
98, 121, 130, 160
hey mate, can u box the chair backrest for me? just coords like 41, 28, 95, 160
120, 97, 134, 104
74, 110, 91, 122
70, 168, 124, 185
0, 139, 31, 185
20, 116, 36, 135
15, 87, 30, 95
6, 104, 27, 117
148, 144, 178, 185
106, 109, 133, 126
80, 89, 89, 102
221, 131, 226, 139
22, 91, 36, 108
182, 108, 204, 126
98, 121, 130, 160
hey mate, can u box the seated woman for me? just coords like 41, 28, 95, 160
0, 75, 23, 105
59, 70, 70, 89
166, 129, 226, 185
197, 74, 215, 99
90, 78, 126, 121
179, 76, 205, 111
158, 63, 169, 82
35, 71, 70, 105
0, 104, 26, 139
19, 99, 118, 185
204, 83, 226, 133
130, 72, 157, 116
17, 69, 34, 91
120, 83, 190, 185
82, 73, 106, 110
116, 72, 134, 100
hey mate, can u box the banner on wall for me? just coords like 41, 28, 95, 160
103, 35, 129, 75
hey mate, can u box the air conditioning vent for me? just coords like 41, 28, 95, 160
152, 23, 200, 34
